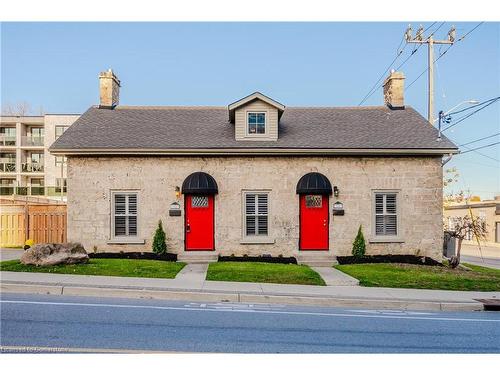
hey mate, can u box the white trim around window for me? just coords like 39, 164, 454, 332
241, 190, 275, 244
245, 111, 268, 137
109, 190, 144, 244
370, 190, 404, 243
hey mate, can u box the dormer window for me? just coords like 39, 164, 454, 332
248, 112, 266, 135
228, 92, 285, 142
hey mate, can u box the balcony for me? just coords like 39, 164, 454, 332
0, 135, 16, 146
22, 136, 44, 147
0, 185, 66, 196
0, 162, 16, 173
22, 163, 44, 173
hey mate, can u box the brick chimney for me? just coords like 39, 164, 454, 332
99, 69, 120, 109
383, 70, 405, 109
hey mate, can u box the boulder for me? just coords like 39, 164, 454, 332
20, 243, 89, 266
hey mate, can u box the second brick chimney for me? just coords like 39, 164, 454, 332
383, 71, 405, 109
99, 69, 121, 109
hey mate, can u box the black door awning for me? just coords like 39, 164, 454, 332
296, 172, 332, 195
182, 172, 218, 195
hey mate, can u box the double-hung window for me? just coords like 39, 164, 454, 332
112, 192, 138, 238
247, 112, 266, 134
374, 192, 399, 237
244, 192, 269, 236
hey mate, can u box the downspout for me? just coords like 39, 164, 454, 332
441, 153, 453, 166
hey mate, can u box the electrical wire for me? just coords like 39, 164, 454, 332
406, 44, 453, 90
459, 141, 500, 154
357, 22, 439, 106
447, 96, 500, 116
393, 23, 445, 74
357, 48, 406, 106
406, 22, 484, 91
442, 97, 500, 132
457, 22, 484, 42
460, 145, 500, 163
459, 132, 500, 147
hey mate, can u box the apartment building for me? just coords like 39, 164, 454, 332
0, 114, 79, 200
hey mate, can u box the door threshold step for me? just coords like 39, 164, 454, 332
297, 254, 338, 267
177, 252, 218, 264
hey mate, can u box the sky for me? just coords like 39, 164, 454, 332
1, 22, 499, 199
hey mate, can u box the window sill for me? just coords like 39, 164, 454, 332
240, 237, 275, 245
107, 238, 145, 245
369, 237, 405, 244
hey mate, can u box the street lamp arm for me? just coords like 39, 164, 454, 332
432, 99, 479, 123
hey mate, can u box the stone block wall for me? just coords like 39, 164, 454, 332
67, 155, 443, 260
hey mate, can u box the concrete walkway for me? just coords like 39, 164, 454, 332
173, 263, 208, 287
0, 249, 23, 261
1, 270, 498, 311
312, 266, 359, 286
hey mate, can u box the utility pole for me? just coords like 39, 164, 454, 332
405, 24, 455, 124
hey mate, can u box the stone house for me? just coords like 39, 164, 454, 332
50, 69, 458, 264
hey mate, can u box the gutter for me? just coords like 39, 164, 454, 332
50, 147, 460, 157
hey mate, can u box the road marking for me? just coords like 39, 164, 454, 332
347, 309, 436, 316
2, 299, 499, 323
0, 345, 186, 354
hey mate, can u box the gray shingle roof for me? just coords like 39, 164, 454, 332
50, 105, 457, 153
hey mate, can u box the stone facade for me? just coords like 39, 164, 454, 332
67, 155, 443, 260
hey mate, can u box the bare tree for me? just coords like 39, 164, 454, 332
1, 101, 44, 116
443, 168, 464, 207
447, 215, 487, 268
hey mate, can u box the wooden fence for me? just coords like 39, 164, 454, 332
0, 204, 67, 247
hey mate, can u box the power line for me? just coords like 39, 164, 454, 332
406, 44, 453, 90
459, 132, 500, 147
457, 22, 484, 42
448, 134, 500, 162
448, 96, 500, 116
460, 144, 500, 163
357, 22, 438, 106
405, 22, 484, 92
460, 141, 500, 154
393, 22, 443, 72
358, 48, 406, 106
442, 97, 500, 132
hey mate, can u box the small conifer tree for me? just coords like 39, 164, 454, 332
152, 220, 167, 255
352, 225, 366, 258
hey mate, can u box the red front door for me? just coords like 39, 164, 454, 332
299, 194, 329, 250
185, 195, 215, 251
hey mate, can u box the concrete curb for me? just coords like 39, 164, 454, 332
1, 282, 484, 312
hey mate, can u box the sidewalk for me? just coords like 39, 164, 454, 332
2, 270, 497, 311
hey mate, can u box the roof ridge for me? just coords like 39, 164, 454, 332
115, 105, 226, 110
109, 105, 409, 110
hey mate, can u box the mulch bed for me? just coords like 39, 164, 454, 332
89, 252, 177, 262
218, 255, 297, 264
337, 255, 442, 266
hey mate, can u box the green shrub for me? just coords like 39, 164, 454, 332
352, 225, 366, 258
152, 220, 167, 255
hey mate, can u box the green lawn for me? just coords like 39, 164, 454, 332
335, 263, 500, 291
0, 258, 186, 279
206, 261, 326, 286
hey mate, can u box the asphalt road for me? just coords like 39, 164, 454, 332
1, 293, 500, 353
462, 255, 500, 270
